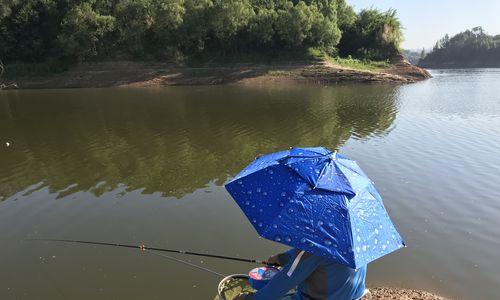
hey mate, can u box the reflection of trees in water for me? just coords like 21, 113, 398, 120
0, 85, 398, 199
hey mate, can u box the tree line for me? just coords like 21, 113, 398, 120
419, 27, 500, 67
0, 0, 402, 64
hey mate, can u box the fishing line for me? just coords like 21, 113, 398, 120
144, 249, 226, 278
27, 238, 276, 266
29, 238, 226, 277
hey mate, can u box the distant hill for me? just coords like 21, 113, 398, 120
419, 27, 500, 68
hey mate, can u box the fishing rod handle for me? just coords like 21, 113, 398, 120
260, 261, 281, 268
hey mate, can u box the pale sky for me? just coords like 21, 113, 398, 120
347, 0, 500, 50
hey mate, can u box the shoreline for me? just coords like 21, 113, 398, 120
419, 63, 500, 69
217, 286, 451, 300
368, 287, 451, 300
1, 59, 431, 90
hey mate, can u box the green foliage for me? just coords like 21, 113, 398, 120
275, 2, 313, 46
0, 0, 18, 20
308, 7, 341, 53
338, 8, 402, 60
0, 0, 402, 65
310, 47, 389, 71
335, 0, 355, 29
210, 0, 253, 42
114, 0, 154, 56
420, 27, 500, 67
58, 1, 116, 60
151, 0, 185, 46
329, 56, 389, 72
248, 8, 277, 46
272, 1, 340, 51
0, 0, 62, 62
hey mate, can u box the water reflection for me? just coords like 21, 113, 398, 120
2, 71, 500, 300
0, 85, 398, 200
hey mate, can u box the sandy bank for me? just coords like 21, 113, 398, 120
2, 59, 430, 89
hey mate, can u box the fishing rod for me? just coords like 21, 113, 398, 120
28, 238, 278, 267
30, 238, 227, 278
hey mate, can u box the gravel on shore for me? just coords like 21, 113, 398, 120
367, 287, 450, 300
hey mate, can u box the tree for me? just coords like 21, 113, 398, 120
114, 0, 154, 56
0, 0, 62, 62
209, 0, 254, 50
338, 8, 402, 60
248, 8, 278, 46
148, 0, 186, 57
306, 0, 337, 21
335, 0, 355, 29
308, 4, 340, 52
152, 0, 185, 38
275, 1, 318, 47
174, 0, 211, 54
0, 0, 406, 63
420, 27, 500, 67
0, 0, 18, 21
58, 1, 116, 61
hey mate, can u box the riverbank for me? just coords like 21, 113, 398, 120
1, 58, 430, 89
216, 286, 450, 300
369, 287, 450, 299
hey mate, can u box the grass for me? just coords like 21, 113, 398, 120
307, 47, 390, 72
328, 56, 390, 72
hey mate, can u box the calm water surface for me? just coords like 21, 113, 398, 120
1, 69, 500, 299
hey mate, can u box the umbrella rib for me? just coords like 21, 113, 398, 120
335, 159, 365, 177
313, 159, 330, 189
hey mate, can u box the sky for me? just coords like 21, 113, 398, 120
347, 0, 500, 50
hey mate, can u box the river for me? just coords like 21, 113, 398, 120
1, 69, 499, 299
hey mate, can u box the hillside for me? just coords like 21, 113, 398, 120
419, 27, 500, 68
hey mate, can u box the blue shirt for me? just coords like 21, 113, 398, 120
251, 249, 367, 300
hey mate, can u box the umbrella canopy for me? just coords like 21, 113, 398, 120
225, 147, 405, 269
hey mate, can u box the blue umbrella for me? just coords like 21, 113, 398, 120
225, 147, 405, 269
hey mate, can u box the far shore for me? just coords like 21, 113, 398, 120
419, 62, 500, 69
1, 58, 431, 90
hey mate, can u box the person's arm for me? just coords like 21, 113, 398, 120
251, 250, 323, 300
235, 249, 300, 300
267, 248, 297, 266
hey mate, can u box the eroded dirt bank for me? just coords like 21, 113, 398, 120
2, 59, 431, 89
